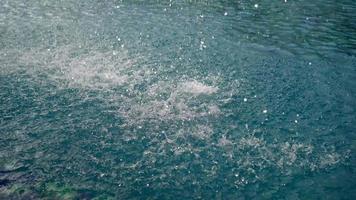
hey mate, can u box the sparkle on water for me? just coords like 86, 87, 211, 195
0, 0, 355, 199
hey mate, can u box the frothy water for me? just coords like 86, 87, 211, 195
1, 0, 355, 199
16, 46, 133, 89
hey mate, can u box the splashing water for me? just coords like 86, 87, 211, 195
0, 0, 355, 199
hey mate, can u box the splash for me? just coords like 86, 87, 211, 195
2, 42, 350, 196
11, 45, 222, 128
179, 80, 218, 95
17, 45, 135, 90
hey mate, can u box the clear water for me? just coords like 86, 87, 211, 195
1, 0, 355, 199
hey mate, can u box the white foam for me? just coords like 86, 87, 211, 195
218, 136, 233, 147
179, 80, 218, 95
18, 45, 135, 90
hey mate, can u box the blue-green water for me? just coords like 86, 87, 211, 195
1, 0, 355, 199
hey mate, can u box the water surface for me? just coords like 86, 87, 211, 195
0, 0, 355, 199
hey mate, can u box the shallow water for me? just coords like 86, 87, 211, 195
1, 0, 355, 199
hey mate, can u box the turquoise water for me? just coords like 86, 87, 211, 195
1, 0, 355, 199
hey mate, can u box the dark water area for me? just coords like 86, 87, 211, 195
1, 0, 356, 199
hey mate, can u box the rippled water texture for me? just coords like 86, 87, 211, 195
1, 0, 356, 199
